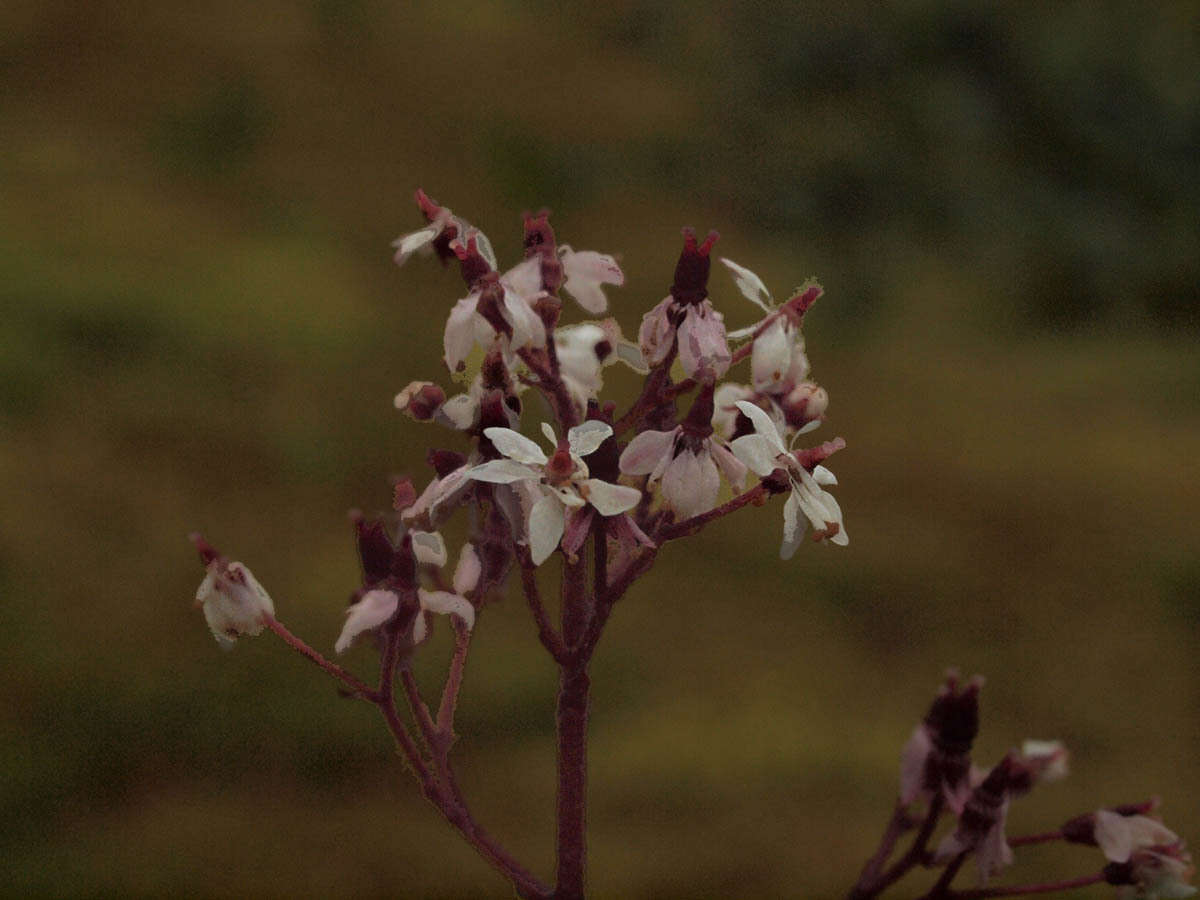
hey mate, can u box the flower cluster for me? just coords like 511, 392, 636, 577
851, 671, 1194, 900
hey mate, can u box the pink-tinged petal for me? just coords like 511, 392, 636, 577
484, 427, 549, 466
392, 224, 440, 266
582, 479, 642, 516
335, 589, 398, 654
411, 530, 447, 566
568, 420, 612, 458
1095, 811, 1136, 863
752, 318, 793, 394
662, 449, 719, 520
619, 429, 677, 476
561, 507, 595, 560
735, 400, 787, 454
719, 257, 774, 312
677, 302, 731, 377
467, 459, 541, 484
611, 512, 656, 549
1124, 815, 1182, 854
503, 256, 544, 298
780, 490, 805, 560
899, 725, 933, 805
529, 492, 566, 565
453, 544, 482, 595
561, 249, 624, 314
710, 440, 748, 491
444, 294, 480, 371
638, 296, 676, 366
975, 801, 1014, 882
418, 588, 476, 630
412, 611, 429, 644
730, 433, 780, 478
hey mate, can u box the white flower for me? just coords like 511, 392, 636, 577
729, 400, 847, 556
443, 255, 547, 372
637, 296, 731, 378
195, 557, 275, 649
335, 544, 479, 654
1096, 811, 1197, 900
619, 426, 746, 520
402, 464, 473, 529
555, 320, 646, 411
467, 420, 641, 564
720, 258, 813, 394
559, 246, 624, 314
1018, 739, 1069, 786
392, 195, 496, 270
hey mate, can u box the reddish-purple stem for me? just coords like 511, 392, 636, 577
850, 801, 916, 899
1007, 830, 1064, 847
656, 483, 770, 542
555, 550, 591, 898
436, 622, 471, 735
262, 614, 377, 700
518, 550, 569, 663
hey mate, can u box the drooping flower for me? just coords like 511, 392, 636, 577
555, 320, 646, 412
898, 672, 982, 815
392, 189, 497, 270
619, 382, 747, 520
442, 237, 547, 372
729, 399, 847, 556
466, 420, 641, 564
1095, 810, 1197, 900
638, 229, 731, 377
190, 535, 275, 649
933, 755, 1016, 884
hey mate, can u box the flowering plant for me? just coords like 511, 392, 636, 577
188, 192, 1190, 899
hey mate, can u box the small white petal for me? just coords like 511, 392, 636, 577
780, 490, 804, 560
453, 544, 482, 596
710, 440, 748, 491
392, 225, 439, 265
751, 318, 793, 393
412, 612, 428, 644
613, 339, 649, 373
467, 459, 542, 484
726, 323, 760, 341
582, 479, 642, 516
619, 429, 677, 476
662, 449, 719, 520
561, 249, 624, 314
730, 433, 781, 478
472, 229, 498, 272
484, 427, 549, 466
444, 295, 480, 370
541, 421, 559, 448
1094, 810, 1134, 863
567, 420, 612, 458
418, 588, 476, 631
734, 400, 787, 455
335, 589, 399, 654
529, 492, 566, 565
812, 465, 838, 486
410, 531, 448, 567
554, 484, 588, 508
719, 257, 774, 312
503, 256, 544, 298
437, 393, 478, 430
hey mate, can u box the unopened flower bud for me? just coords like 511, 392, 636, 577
670, 227, 718, 305
779, 382, 828, 429
394, 381, 446, 421
393, 478, 417, 513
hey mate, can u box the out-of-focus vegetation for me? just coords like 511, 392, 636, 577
2, 1, 1197, 896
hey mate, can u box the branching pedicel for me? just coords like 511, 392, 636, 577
188, 192, 1191, 899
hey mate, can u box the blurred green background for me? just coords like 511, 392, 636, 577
2, 1, 1198, 897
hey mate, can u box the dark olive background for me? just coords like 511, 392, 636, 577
2, 2, 1198, 897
